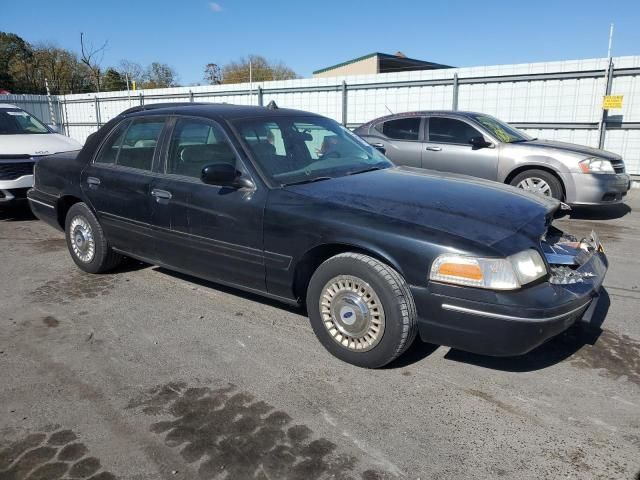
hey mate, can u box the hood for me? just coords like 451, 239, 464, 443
0, 133, 82, 156
285, 167, 559, 249
524, 139, 620, 161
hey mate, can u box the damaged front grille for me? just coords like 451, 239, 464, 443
542, 226, 604, 285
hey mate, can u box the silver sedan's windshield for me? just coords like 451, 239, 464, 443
0, 108, 50, 135
469, 113, 532, 143
234, 115, 392, 185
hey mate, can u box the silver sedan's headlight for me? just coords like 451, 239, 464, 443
429, 249, 547, 290
579, 157, 615, 174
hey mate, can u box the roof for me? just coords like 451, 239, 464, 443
355, 111, 486, 130
121, 102, 323, 121
313, 52, 452, 75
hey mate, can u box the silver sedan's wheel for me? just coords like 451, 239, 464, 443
510, 169, 563, 200
69, 215, 96, 263
516, 177, 552, 197
320, 274, 385, 352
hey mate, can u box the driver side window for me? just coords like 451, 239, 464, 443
428, 117, 481, 145
167, 118, 236, 179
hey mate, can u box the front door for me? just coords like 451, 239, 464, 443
81, 116, 167, 260
422, 116, 499, 180
150, 116, 267, 291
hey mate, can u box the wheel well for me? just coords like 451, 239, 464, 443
56, 195, 82, 228
292, 243, 400, 303
505, 165, 566, 200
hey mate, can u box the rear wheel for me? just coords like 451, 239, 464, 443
65, 202, 122, 273
306, 252, 417, 368
510, 169, 563, 200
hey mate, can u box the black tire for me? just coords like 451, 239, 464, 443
64, 202, 122, 273
509, 169, 563, 200
306, 252, 417, 368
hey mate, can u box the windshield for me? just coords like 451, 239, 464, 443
468, 113, 532, 143
0, 108, 50, 135
234, 115, 392, 185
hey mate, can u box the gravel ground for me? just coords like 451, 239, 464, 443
1, 191, 639, 480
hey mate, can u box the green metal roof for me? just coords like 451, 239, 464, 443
313, 52, 452, 75
312, 52, 380, 75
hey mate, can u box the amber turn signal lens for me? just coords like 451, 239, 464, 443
438, 262, 483, 281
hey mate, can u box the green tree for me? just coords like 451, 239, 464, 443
102, 68, 127, 91
142, 62, 178, 89
0, 32, 33, 92
221, 54, 298, 84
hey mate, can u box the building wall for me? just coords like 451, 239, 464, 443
15, 55, 637, 174
313, 56, 378, 78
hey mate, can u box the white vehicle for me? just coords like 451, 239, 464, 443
0, 104, 81, 205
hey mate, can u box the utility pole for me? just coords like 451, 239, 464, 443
598, 23, 615, 148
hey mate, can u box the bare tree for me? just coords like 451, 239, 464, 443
204, 63, 222, 85
80, 32, 107, 92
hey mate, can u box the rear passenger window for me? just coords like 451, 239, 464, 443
379, 117, 420, 141
117, 118, 165, 171
167, 118, 236, 179
95, 121, 129, 164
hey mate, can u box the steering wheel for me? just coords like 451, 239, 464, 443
321, 150, 342, 159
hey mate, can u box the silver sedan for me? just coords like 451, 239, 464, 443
354, 111, 631, 205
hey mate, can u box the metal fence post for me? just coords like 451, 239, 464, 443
257, 86, 263, 107
341, 81, 348, 126
94, 96, 101, 128
189, 90, 194, 103
63, 98, 70, 136
452, 73, 459, 111
598, 58, 614, 149
139, 92, 144, 106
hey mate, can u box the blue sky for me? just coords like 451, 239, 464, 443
3, 0, 640, 84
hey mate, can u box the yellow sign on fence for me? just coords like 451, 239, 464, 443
603, 95, 623, 109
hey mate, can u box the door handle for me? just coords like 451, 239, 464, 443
425, 146, 442, 152
87, 177, 101, 188
151, 189, 172, 201
372, 142, 385, 148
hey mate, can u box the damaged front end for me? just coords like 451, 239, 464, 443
541, 226, 608, 286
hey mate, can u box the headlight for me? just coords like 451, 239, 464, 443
579, 157, 614, 174
429, 249, 547, 290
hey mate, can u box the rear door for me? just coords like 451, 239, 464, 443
365, 117, 423, 167
81, 116, 167, 259
149, 116, 267, 291
422, 116, 499, 179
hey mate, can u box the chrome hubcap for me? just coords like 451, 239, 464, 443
70, 216, 95, 263
517, 177, 552, 197
319, 275, 385, 352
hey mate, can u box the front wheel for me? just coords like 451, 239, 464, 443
65, 202, 122, 273
306, 253, 417, 368
510, 169, 563, 200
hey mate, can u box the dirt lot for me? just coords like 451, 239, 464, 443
1, 191, 639, 480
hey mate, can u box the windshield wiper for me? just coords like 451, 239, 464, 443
510, 137, 537, 143
283, 176, 333, 186
346, 166, 384, 176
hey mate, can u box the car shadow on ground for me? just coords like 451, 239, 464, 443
443, 289, 610, 372
566, 203, 631, 220
0, 203, 36, 221
152, 267, 305, 316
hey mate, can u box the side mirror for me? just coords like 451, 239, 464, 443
47, 124, 60, 134
469, 136, 492, 149
201, 163, 254, 189
371, 142, 386, 154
